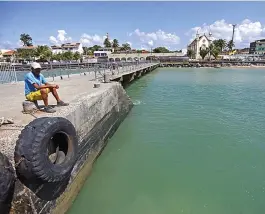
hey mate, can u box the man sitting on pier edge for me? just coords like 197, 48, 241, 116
24, 62, 69, 113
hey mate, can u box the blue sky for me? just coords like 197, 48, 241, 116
0, 2, 265, 50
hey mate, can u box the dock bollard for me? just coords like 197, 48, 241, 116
103, 73, 111, 83
94, 83, 100, 88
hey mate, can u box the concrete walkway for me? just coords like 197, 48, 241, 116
0, 75, 109, 126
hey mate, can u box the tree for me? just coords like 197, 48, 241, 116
208, 44, 221, 60
51, 53, 62, 61
152, 47, 170, 53
20, 33, 33, 47
121, 43, 131, 51
35, 45, 52, 62
103, 38, 112, 48
227, 40, 235, 51
17, 48, 36, 60
112, 39, 119, 51
62, 51, 73, 60
200, 48, 209, 60
83, 47, 89, 55
187, 49, 195, 58
92, 45, 101, 51
213, 39, 227, 52
73, 52, 81, 60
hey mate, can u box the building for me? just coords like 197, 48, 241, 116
51, 43, 83, 54
249, 39, 265, 55
93, 48, 113, 57
187, 31, 213, 60
51, 45, 63, 54
0, 50, 16, 62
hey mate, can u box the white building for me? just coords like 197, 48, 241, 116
94, 48, 113, 57
51, 45, 63, 54
187, 32, 213, 60
51, 43, 83, 55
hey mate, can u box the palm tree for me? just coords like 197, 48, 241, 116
20, 33, 33, 46
208, 44, 221, 60
213, 39, 227, 52
112, 39, 119, 51
121, 43, 131, 51
226, 40, 235, 52
104, 38, 112, 48
35, 45, 52, 61
73, 52, 81, 60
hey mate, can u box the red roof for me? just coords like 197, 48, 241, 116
2, 50, 15, 56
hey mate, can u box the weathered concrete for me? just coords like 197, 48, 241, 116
0, 63, 158, 213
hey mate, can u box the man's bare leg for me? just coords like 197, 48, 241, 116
51, 88, 69, 106
40, 89, 56, 113
40, 88, 49, 106
50, 87, 61, 102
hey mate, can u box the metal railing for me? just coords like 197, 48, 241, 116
0, 60, 160, 84
0, 63, 18, 83
93, 61, 159, 81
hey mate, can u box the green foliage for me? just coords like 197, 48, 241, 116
16, 48, 36, 60
227, 40, 235, 51
121, 43, 131, 51
208, 44, 221, 59
20, 33, 33, 47
187, 49, 195, 58
82, 47, 89, 55
152, 47, 170, 53
51, 53, 62, 61
62, 51, 74, 60
199, 49, 209, 60
104, 38, 112, 48
35, 45, 52, 61
213, 39, 227, 52
83, 45, 102, 55
73, 52, 81, 60
112, 39, 119, 49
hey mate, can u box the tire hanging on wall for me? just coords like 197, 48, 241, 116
0, 152, 16, 214
14, 117, 78, 183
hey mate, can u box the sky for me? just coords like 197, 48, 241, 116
0, 1, 265, 51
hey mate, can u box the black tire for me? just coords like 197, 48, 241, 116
0, 152, 15, 214
15, 117, 78, 183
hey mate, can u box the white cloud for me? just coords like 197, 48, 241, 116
187, 19, 265, 47
129, 29, 180, 50
79, 33, 106, 46
49, 30, 72, 45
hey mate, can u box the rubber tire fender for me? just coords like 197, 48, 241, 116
0, 152, 16, 214
15, 117, 78, 183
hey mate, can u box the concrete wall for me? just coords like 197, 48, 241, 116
10, 83, 133, 213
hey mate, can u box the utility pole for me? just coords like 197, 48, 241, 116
232, 24, 236, 44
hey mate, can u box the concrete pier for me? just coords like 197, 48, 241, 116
110, 63, 159, 84
0, 63, 158, 213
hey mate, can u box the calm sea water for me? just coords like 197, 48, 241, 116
68, 68, 265, 214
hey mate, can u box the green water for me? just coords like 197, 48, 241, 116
68, 68, 265, 214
